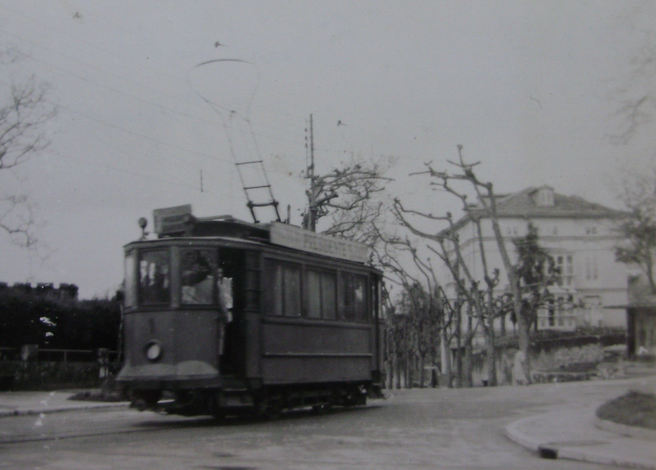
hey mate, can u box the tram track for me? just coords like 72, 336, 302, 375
0, 409, 209, 446
0, 425, 163, 445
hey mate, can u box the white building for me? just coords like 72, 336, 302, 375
438, 186, 628, 331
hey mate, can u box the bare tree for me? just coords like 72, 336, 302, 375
614, 167, 656, 293
609, 4, 656, 145
302, 156, 393, 236
394, 146, 529, 385
0, 52, 57, 248
372, 225, 458, 387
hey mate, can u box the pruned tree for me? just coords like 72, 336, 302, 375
394, 145, 528, 386
302, 156, 393, 238
609, 4, 656, 145
372, 223, 458, 387
0, 50, 57, 248
614, 167, 656, 293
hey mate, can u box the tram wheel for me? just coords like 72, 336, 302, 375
263, 401, 282, 420
211, 409, 227, 421
256, 396, 283, 420
312, 404, 332, 415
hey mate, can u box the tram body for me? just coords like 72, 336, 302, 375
117, 213, 384, 417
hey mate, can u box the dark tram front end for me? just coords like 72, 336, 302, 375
117, 209, 384, 418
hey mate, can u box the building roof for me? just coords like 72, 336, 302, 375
475, 186, 624, 219
439, 185, 626, 237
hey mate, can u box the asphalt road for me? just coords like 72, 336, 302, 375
1, 378, 649, 470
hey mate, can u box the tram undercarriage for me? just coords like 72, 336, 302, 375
128, 381, 383, 419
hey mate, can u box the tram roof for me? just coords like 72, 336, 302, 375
131, 212, 372, 265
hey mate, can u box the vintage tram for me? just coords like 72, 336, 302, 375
117, 206, 384, 418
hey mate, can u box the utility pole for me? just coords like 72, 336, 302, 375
303, 114, 338, 232
304, 114, 318, 231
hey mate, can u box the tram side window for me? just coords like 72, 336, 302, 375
124, 251, 136, 308
181, 249, 215, 305
268, 261, 301, 317
139, 250, 170, 305
340, 272, 367, 322
306, 269, 337, 319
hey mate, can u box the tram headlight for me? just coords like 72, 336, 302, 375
144, 341, 163, 362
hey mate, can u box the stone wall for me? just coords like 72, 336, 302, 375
471, 333, 624, 386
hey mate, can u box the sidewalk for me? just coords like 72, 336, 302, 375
506, 375, 656, 470
0, 390, 128, 418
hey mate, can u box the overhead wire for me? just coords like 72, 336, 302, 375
51, 149, 224, 195
187, 59, 283, 221
1, 5, 431, 198
0, 18, 312, 162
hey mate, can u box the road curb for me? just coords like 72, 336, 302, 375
505, 414, 656, 470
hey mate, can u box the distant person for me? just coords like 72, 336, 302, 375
512, 349, 529, 386
216, 270, 232, 357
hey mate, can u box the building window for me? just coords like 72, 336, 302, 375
585, 256, 598, 281
548, 299, 555, 327
586, 226, 597, 235
552, 226, 558, 235
534, 188, 555, 207
555, 254, 574, 286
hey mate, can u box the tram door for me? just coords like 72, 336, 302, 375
218, 248, 245, 376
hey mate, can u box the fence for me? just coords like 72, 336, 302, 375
0, 347, 120, 391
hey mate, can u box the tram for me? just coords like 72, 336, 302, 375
117, 205, 385, 418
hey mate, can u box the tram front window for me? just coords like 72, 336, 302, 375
181, 249, 215, 305
139, 250, 170, 305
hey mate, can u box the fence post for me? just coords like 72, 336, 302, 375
98, 348, 110, 379
20, 344, 38, 363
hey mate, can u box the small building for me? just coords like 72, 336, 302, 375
624, 274, 656, 358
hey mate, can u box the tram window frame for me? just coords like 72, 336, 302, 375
306, 268, 337, 320
124, 250, 137, 308
138, 249, 171, 306
267, 260, 302, 317
180, 248, 217, 306
339, 272, 368, 322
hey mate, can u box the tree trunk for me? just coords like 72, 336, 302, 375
463, 342, 473, 388
455, 308, 462, 387
419, 354, 426, 388
440, 326, 452, 388
516, 313, 531, 383
405, 356, 412, 389
386, 359, 393, 390
485, 325, 497, 386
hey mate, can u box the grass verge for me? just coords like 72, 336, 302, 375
596, 390, 656, 430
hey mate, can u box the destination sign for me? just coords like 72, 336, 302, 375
153, 204, 192, 235
269, 222, 369, 263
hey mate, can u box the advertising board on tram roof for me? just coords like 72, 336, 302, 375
153, 204, 192, 235
269, 222, 369, 263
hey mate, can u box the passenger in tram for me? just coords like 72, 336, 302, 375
181, 250, 214, 304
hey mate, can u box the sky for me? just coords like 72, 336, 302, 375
0, 1, 654, 299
